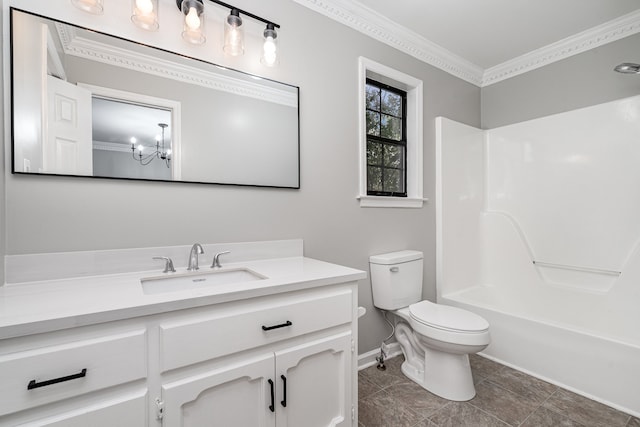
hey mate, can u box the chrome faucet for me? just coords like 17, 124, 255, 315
211, 250, 231, 268
187, 243, 204, 271
152, 256, 176, 273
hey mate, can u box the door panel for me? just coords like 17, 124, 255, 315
162, 353, 275, 427
275, 332, 352, 427
45, 76, 92, 175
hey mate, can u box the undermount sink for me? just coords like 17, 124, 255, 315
141, 268, 267, 295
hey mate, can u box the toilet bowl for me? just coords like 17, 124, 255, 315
370, 250, 490, 401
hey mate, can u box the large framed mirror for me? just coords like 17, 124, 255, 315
10, 8, 300, 188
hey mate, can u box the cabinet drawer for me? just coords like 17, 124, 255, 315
159, 288, 353, 371
0, 330, 147, 416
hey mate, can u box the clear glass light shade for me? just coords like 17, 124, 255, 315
181, 0, 205, 44
71, 0, 104, 14
131, 0, 159, 31
261, 25, 278, 67
223, 10, 244, 56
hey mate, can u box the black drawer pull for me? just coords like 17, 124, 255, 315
28, 368, 87, 390
280, 375, 287, 407
268, 379, 275, 412
261, 321, 292, 331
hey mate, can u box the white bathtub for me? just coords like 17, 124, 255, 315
435, 110, 640, 418
441, 285, 640, 417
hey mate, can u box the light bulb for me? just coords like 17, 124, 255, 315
185, 6, 201, 30
138, 145, 144, 152
223, 9, 244, 56
135, 0, 154, 15
130, 137, 137, 144
167, 149, 172, 155
262, 37, 277, 66
261, 24, 278, 67
131, 0, 158, 30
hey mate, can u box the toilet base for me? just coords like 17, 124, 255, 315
395, 322, 477, 401
401, 348, 476, 401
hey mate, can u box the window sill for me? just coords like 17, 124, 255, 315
357, 195, 427, 208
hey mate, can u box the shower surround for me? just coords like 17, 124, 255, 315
435, 95, 640, 416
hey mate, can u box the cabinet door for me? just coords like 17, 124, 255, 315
275, 332, 353, 427
161, 353, 276, 427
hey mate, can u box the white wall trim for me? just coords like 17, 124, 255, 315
294, 0, 640, 88
92, 141, 131, 153
293, 0, 483, 86
55, 24, 298, 107
358, 57, 424, 209
482, 9, 640, 86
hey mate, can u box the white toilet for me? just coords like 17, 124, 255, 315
370, 250, 490, 401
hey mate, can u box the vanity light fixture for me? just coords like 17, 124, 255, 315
131, 123, 171, 168
71, 0, 104, 15
131, 0, 159, 31
72, 0, 281, 65
177, 0, 280, 64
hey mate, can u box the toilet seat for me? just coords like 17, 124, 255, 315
409, 300, 489, 334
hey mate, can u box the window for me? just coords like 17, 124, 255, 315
358, 57, 424, 208
365, 79, 407, 196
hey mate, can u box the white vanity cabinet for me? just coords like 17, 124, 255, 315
157, 285, 356, 427
0, 327, 148, 426
0, 280, 359, 427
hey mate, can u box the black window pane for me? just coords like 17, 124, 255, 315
366, 84, 380, 110
380, 115, 402, 141
384, 145, 405, 169
381, 90, 402, 116
383, 168, 403, 194
366, 111, 380, 136
367, 167, 382, 192
367, 140, 383, 166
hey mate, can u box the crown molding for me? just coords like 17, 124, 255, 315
93, 141, 132, 153
292, 0, 484, 86
482, 9, 640, 86
55, 24, 298, 107
294, 0, 640, 88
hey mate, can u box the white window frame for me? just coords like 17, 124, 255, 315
358, 57, 424, 208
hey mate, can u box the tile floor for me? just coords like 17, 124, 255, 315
358, 354, 639, 427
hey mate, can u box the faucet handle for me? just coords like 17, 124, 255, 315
211, 251, 231, 268
153, 256, 176, 273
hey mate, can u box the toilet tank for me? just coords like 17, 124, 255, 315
369, 250, 423, 310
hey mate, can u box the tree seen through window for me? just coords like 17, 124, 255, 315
365, 79, 407, 196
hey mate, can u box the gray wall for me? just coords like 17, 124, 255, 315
93, 149, 172, 180
2, 0, 480, 354
482, 32, 640, 128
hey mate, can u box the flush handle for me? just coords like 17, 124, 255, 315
390, 267, 399, 272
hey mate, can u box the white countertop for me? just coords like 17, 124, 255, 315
0, 256, 366, 340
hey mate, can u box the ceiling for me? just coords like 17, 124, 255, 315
296, 0, 640, 85
355, 0, 640, 69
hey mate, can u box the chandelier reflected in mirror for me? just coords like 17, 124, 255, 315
131, 123, 171, 168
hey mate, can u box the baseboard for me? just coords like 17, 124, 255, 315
358, 342, 402, 371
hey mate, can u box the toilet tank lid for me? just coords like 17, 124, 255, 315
369, 250, 423, 265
